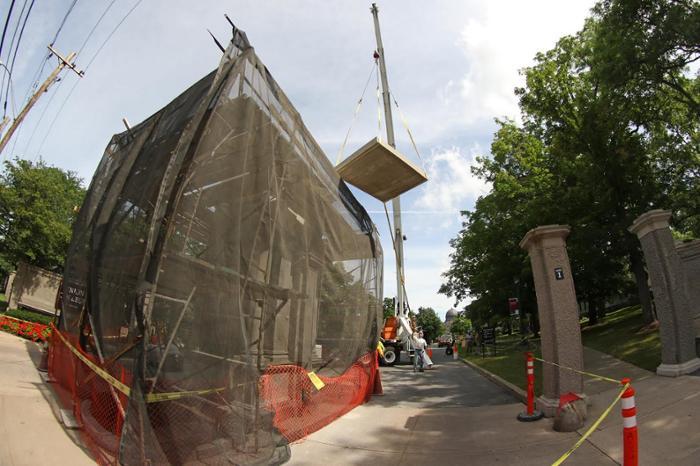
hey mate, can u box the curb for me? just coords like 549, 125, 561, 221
460, 357, 528, 404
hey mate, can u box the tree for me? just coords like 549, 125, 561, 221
441, 10, 699, 327
449, 314, 472, 337
440, 121, 554, 328
0, 159, 85, 274
382, 297, 395, 320
591, 0, 700, 115
415, 307, 444, 343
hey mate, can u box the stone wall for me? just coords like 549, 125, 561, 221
5, 262, 61, 315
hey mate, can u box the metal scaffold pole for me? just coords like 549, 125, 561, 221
370, 3, 407, 318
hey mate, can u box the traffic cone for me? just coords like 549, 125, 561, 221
427, 347, 433, 359
621, 378, 638, 466
452, 344, 458, 360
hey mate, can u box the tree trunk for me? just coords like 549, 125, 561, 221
630, 249, 655, 324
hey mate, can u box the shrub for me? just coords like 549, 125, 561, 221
3, 308, 54, 325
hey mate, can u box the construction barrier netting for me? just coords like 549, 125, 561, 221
49, 25, 383, 465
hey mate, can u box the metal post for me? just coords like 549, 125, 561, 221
371, 3, 406, 317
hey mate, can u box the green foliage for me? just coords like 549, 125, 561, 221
415, 306, 444, 343
382, 297, 395, 320
2, 308, 54, 325
449, 314, 472, 336
441, 4, 699, 326
0, 158, 85, 274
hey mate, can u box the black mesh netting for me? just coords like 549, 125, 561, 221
50, 28, 383, 465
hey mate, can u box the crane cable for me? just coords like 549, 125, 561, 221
382, 202, 412, 312
389, 89, 425, 169
335, 58, 376, 165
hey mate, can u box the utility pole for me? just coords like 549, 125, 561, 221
0, 45, 83, 155
371, 3, 407, 318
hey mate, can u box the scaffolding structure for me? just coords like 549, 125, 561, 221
50, 27, 382, 465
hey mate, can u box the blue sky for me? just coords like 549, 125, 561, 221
0, 0, 595, 319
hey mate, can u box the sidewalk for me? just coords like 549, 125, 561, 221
0, 331, 94, 466
290, 346, 700, 465
2, 327, 699, 465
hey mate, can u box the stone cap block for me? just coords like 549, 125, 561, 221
629, 209, 672, 239
519, 225, 570, 251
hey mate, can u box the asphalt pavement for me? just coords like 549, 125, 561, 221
288, 345, 617, 466
372, 345, 517, 408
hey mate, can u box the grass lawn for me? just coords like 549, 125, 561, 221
462, 305, 660, 393
461, 333, 544, 396
581, 305, 660, 372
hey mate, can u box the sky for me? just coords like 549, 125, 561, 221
0, 0, 596, 320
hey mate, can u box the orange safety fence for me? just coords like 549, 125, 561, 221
48, 325, 131, 465
49, 324, 380, 464
260, 351, 378, 443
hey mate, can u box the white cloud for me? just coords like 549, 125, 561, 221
458, 0, 595, 124
413, 146, 489, 218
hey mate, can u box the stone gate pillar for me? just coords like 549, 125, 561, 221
520, 225, 584, 417
629, 210, 700, 376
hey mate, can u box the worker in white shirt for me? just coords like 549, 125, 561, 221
412, 330, 433, 371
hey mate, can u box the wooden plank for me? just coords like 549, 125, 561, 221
336, 138, 427, 202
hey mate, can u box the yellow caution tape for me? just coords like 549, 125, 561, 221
377, 341, 385, 358
551, 384, 629, 466
145, 386, 227, 403
534, 357, 620, 385
54, 326, 230, 404
53, 325, 132, 397
307, 371, 325, 390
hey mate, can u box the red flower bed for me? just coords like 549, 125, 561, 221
0, 315, 51, 341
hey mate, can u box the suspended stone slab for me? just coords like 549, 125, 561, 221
336, 137, 428, 202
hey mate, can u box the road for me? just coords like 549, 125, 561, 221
288, 346, 617, 466
372, 346, 516, 408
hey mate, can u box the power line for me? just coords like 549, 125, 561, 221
76, 0, 117, 56
2, 0, 35, 118
50, 0, 78, 46
31, 0, 79, 97
0, 0, 17, 58
0, 0, 28, 115
24, 0, 117, 156
35, 0, 143, 157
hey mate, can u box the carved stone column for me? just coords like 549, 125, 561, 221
520, 225, 584, 416
629, 210, 700, 376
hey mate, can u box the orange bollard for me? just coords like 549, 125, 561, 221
517, 351, 543, 421
427, 347, 433, 359
620, 378, 638, 466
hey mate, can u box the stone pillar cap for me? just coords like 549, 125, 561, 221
519, 225, 571, 251
628, 209, 671, 239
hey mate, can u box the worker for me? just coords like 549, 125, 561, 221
413, 330, 433, 370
